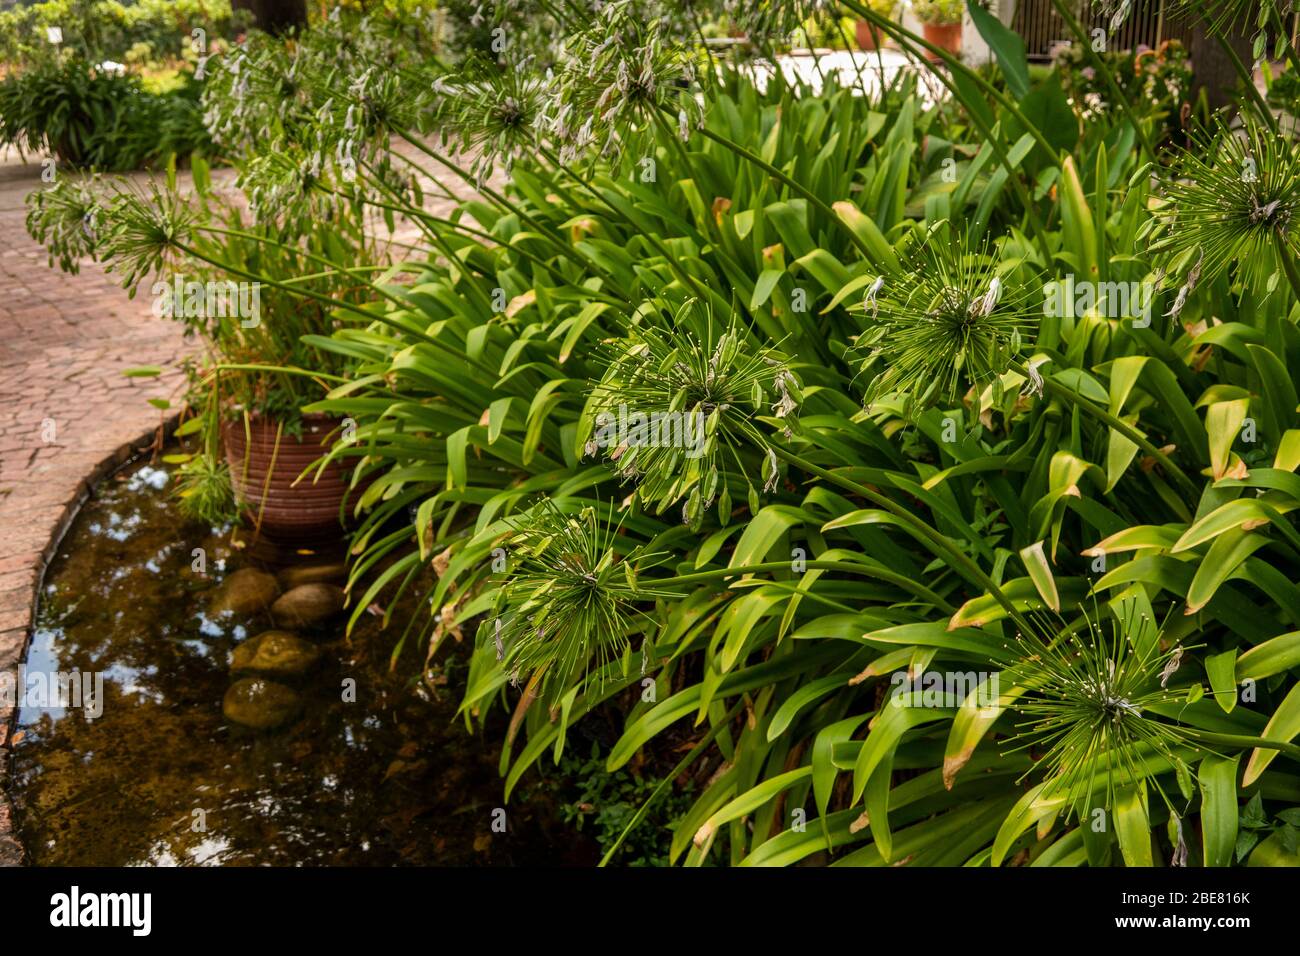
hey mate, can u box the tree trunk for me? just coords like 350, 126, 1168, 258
1188, 15, 1254, 111
231, 0, 308, 36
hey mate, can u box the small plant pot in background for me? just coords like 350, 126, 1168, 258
221, 413, 359, 541
855, 20, 883, 51
922, 21, 962, 60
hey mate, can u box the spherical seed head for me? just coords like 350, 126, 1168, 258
1155, 120, 1300, 291
855, 228, 1035, 417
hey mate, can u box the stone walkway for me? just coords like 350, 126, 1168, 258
0, 149, 193, 863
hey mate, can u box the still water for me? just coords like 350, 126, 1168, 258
9, 454, 590, 865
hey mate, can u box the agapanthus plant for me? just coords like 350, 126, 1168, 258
433, 52, 551, 184
854, 227, 1037, 417
549, 2, 704, 164
481, 499, 675, 700
1004, 607, 1196, 821
720, 0, 837, 47
202, 10, 436, 160
580, 300, 801, 527
26, 168, 379, 522
1151, 119, 1300, 299
24, 174, 108, 274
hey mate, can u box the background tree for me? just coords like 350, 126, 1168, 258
231, 0, 307, 35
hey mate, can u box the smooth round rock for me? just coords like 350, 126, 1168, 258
277, 561, 348, 591
231, 630, 321, 679
209, 568, 280, 617
271, 583, 346, 629
222, 678, 301, 730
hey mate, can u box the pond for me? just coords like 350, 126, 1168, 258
8, 450, 595, 866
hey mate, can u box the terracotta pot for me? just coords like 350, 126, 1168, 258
922, 21, 962, 60
855, 20, 882, 51
221, 413, 359, 541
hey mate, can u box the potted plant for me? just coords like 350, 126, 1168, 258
856, 0, 896, 51
911, 0, 963, 59
26, 162, 379, 541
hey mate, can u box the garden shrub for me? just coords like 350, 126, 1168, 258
0, 0, 249, 70
0, 56, 212, 169
26, 1, 1300, 867
1052, 38, 1193, 142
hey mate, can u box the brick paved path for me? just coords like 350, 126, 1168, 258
0, 149, 195, 863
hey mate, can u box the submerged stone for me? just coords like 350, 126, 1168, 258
209, 568, 280, 617
277, 561, 348, 590
230, 630, 321, 679
272, 583, 346, 629
222, 678, 301, 730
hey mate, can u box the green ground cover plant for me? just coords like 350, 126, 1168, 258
26, 0, 1300, 866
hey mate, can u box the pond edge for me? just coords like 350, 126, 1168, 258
0, 416, 179, 867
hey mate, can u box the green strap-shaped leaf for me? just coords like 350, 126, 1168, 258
851, 699, 955, 804
693, 767, 813, 851
749, 267, 785, 309
1186, 529, 1270, 614
864, 752, 895, 862
944, 676, 1024, 788
1198, 754, 1240, 867
1243, 681, 1300, 786
1205, 649, 1240, 714
1020, 540, 1060, 611
1114, 787, 1154, 867
1238, 631, 1300, 681
1205, 398, 1250, 480
767, 673, 846, 742
814, 714, 871, 819
1173, 498, 1297, 552
991, 783, 1064, 866
830, 201, 900, 274
966, 0, 1030, 99
1246, 829, 1300, 866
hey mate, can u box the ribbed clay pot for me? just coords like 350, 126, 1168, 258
221, 413, 357, 541
855, 20, 881, 51
922, 21, 962, 60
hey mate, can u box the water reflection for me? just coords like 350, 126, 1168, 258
11, 451, 588, 866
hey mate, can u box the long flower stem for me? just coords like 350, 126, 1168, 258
1213, 26, 1280, 135
1273, 227, 1300, 304
1269, 7, 1300, 77
172, 240, 497, 377
1183, 728, 1300, 762
534, 142, 723, 309
198, 224, 409, 311
392, 127, 618, 284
